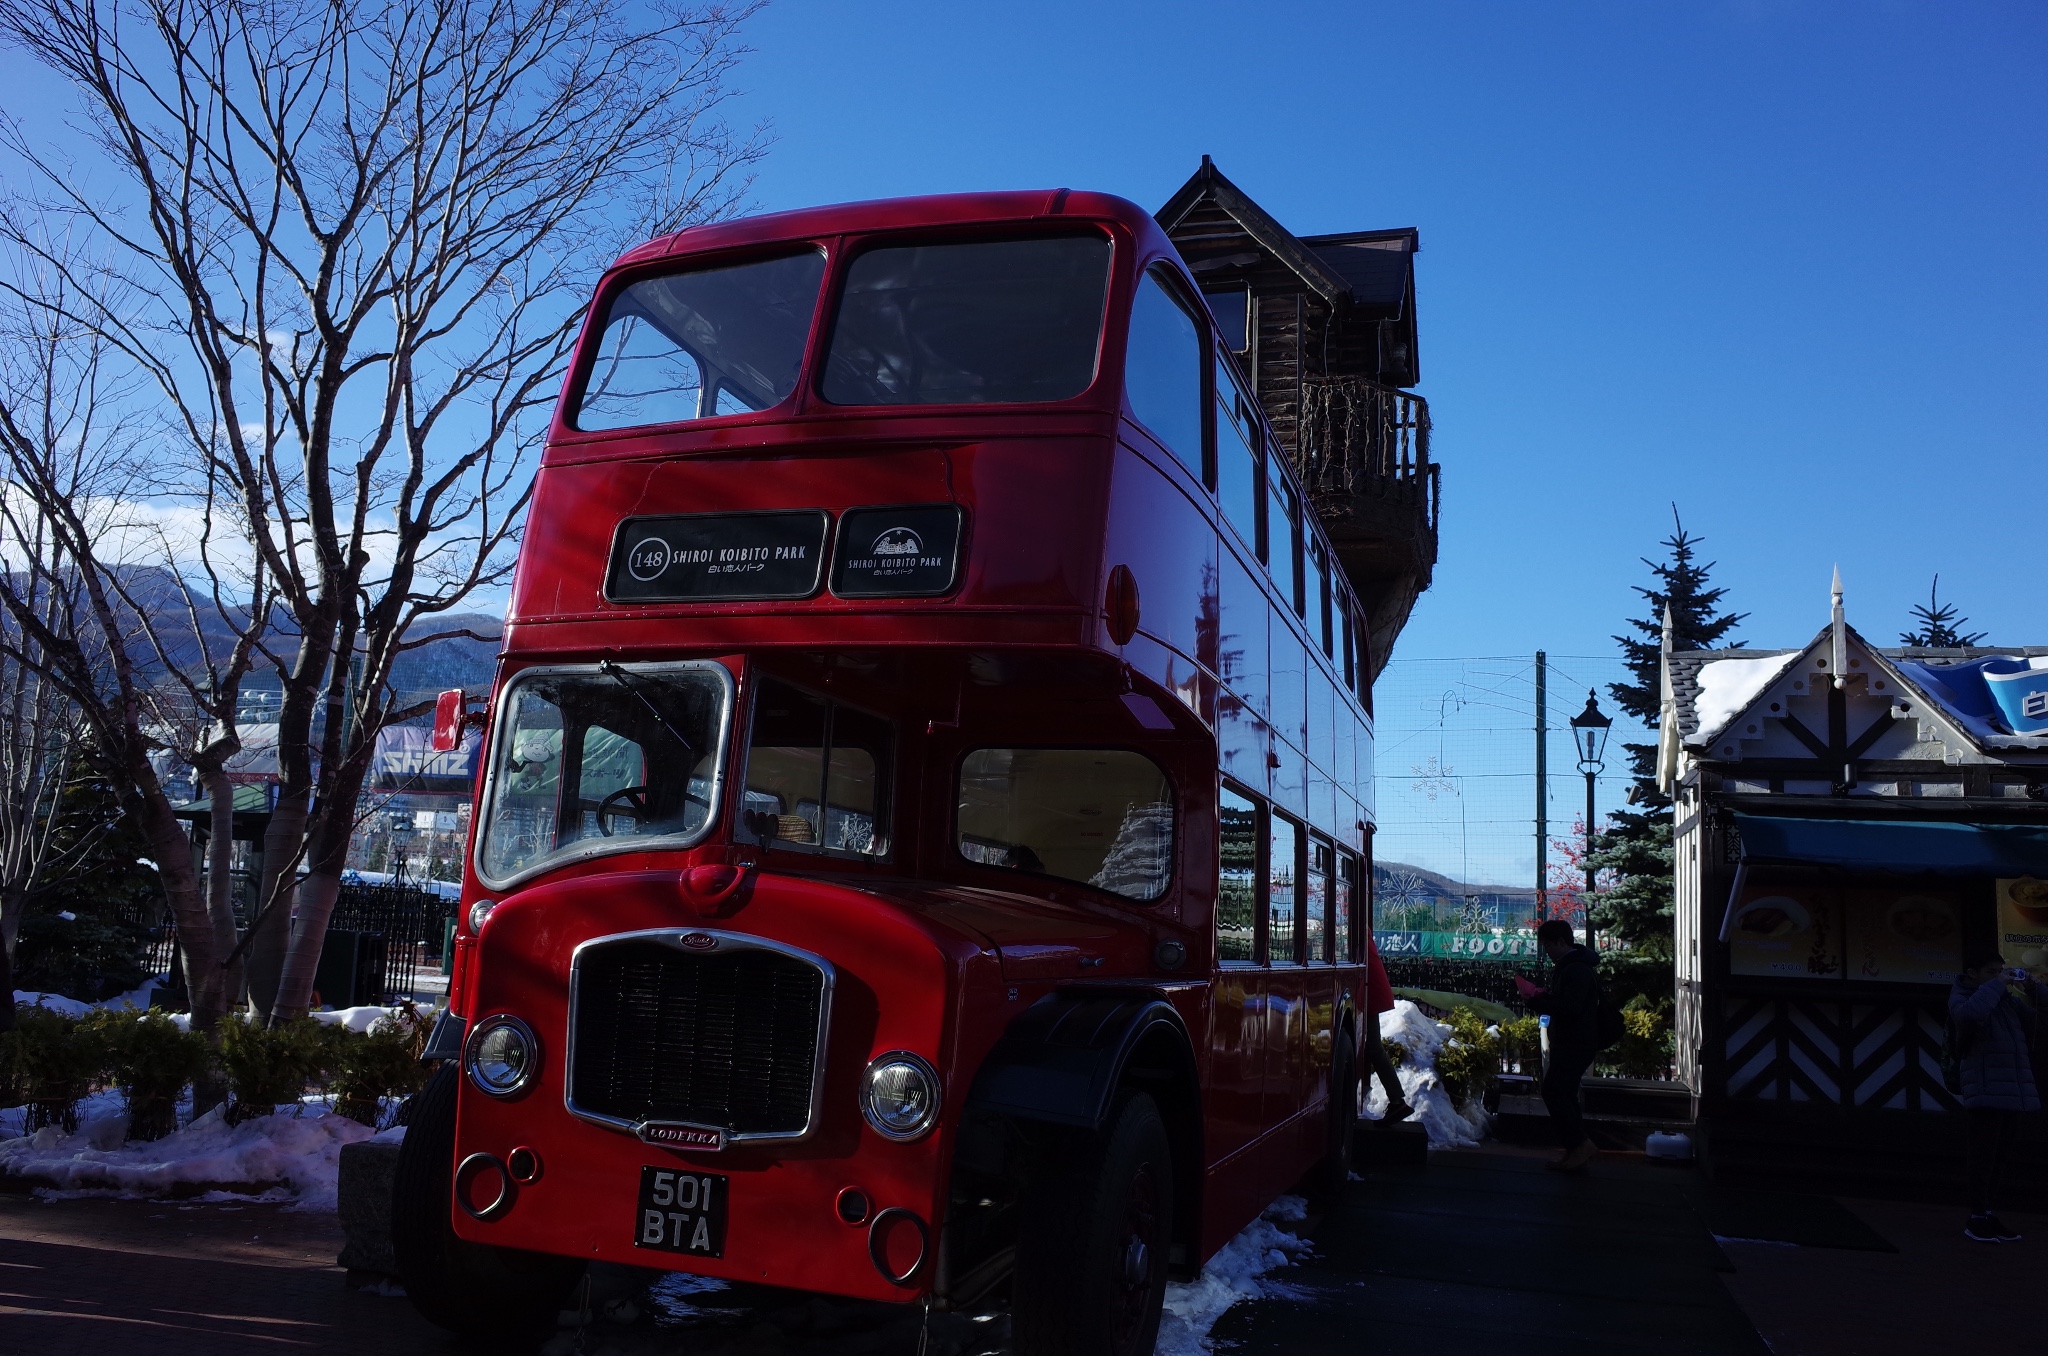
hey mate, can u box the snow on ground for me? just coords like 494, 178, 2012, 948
10, 990, 92, 1017
0, 1104, 373, 1211
1362, 999, 1490, 1149
1155, 1195, 1313, 1355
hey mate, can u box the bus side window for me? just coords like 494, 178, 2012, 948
957, 749, 1173, 900
1307, 838, 1332, 963
1217, 787, 1260, 964
1265, 447, 1300, 616
1268, 811, 1300, 965
741, 679, 891, 857
1214, 355, 1260, 549
1308, 540, 1333, 658
1334, 847, 1359, 962
1124, 269, 1204, 480
1340, 593, 1356, 691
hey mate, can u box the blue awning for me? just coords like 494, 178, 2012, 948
1732, 813, 2048, 877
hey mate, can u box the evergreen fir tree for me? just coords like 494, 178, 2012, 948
1899, 575, 1985, 648
1589, 507, 1744, 1003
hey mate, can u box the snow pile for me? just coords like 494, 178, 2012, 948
0, 1105, 374, 1210
11, 990, 91, 1017
1363, 999, 1490, 1148
1691, 653, 1801, 745
1156, 1195, 1312, 1355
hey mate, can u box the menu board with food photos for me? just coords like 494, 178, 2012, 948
1845, 887, 1962, 984
1727, 880, 1843, 979
1997, 877, 2048, 980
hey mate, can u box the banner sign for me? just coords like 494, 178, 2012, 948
830, 504, 964, 599
607, 510, 828, 603
1373, 930, 1543, 961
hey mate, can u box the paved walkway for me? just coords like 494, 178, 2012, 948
1216, 1144, 1767, 1356
6, 1147, 2041, 1355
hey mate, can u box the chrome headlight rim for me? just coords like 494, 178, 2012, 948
464, 1013, 539, 1099
859, 1050, 941, 1142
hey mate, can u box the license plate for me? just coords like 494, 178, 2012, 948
634, 1166, 728, 1258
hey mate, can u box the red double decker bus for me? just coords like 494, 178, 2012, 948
395, 189, 1378, 1355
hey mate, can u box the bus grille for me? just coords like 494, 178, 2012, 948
568, 938, 827, 1138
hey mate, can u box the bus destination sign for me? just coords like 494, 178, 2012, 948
606, 510, 828, 602
830, 504, 965, 599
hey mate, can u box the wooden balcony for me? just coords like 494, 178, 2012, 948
1296, 376, 1438, 680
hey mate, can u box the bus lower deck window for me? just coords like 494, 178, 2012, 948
956, 749, 1173, 901
1218, 789, 1259, 962
740, 679, 891, 857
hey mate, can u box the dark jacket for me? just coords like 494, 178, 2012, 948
1949, 973, 2042, 1113
1533, 945, 1601, 1050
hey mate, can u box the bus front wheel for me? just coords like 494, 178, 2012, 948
1012, 1089, 1174, 1356
391, 1063, 585, 1338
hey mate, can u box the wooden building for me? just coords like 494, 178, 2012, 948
1158, 158, 1435, 678
1659, 578, 2048, 1192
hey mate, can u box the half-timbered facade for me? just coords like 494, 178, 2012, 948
1158, 158, 1434, 679
1658, 579, 2048, 1191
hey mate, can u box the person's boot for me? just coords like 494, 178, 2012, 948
1964, 1213, 2005, 1243
1557, 1138, 1599, 1173
1383, 1098, 1415, 1123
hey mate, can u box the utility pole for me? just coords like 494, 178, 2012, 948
1534, 651, 1547, 921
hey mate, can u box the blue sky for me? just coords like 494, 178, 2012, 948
734, 0, 2046, 661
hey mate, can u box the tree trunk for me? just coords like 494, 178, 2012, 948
203, 766, 244, 1015
245, 788, 308, 1020
132, 772, 220, 1028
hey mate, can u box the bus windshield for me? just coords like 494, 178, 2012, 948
575, 251, 826, 431
821, 235, 1110, 406
476, 663, 731, 885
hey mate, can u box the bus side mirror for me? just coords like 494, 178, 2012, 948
432, 689, 465, 752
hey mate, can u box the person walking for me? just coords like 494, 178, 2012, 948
1363, 937, 1414, 1124
1522, 919, 1601, 1173
1950, 944, 2043, 1242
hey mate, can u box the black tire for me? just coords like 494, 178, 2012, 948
392, 1063, 585, 1339
1012, 1090, 1174, 1356
1313, 1027, 1360, 1198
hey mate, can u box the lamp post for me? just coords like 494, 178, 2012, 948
1569, 690, 1611, 951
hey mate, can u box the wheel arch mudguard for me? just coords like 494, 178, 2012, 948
965, 990, 1204, 1274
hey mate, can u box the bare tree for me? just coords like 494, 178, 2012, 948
0, 0, 764, 1020
0, 275, 253, 1042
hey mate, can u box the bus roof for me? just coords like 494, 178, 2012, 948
609, 190, 1175, 272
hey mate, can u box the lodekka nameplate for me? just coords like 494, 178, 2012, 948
607, 510, 828, 602
830, 504, 965, 599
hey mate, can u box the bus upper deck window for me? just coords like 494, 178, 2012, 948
1308, 540, 1333, 658
822, 236, 1110, 406
574, 250, 825, 432
1124, 269, 1202, 478
957, 749, 1173, 902
740, 679, 891, 858
1214, 356, 1260, 549
1266, 450, 1300, 615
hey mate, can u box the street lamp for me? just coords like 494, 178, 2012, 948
1569, 690, 1612, 950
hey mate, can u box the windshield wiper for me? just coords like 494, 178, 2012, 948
599, 661, 699, 763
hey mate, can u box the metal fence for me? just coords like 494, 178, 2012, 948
143, 876, 450, 1009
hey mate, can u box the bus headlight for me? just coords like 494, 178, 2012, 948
860, 1052, 940, 1141
465, 1015, 538, 1098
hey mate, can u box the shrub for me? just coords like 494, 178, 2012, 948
1497, 1015, 1543, 1075
1433, 1008, 1501, 1109
1601, 996, 1675, 1080
1380, 1037, 1409, 1069
329, 1005, 433, 1127
217, 1016, 334, 1123
86, 1010, 211, 1141
1, 1004, 108, 1133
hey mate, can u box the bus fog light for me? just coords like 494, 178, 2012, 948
465, 1015, 539, 1098
860, 1053, 940, 1141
